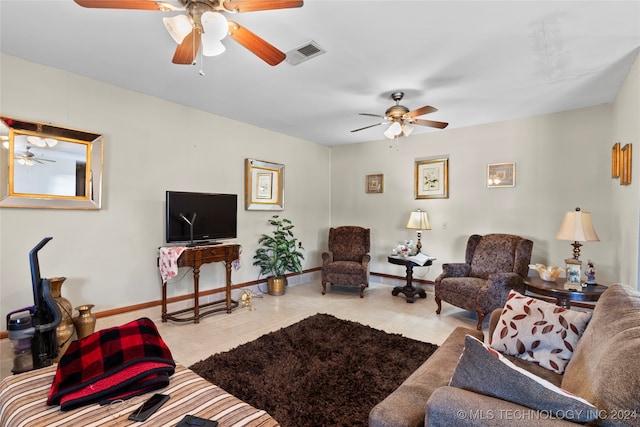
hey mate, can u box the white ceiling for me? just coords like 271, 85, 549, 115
1, 1, 639, 146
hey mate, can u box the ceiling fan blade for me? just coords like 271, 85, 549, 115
227, 21, 285, 66
403, 105, 438, 119
359, 113, 386, 119
351, 123, 383, 133
73, 0, 173, 10
411, 118, 449, 129
172, 29, 201, 64
223, 0, 303, 12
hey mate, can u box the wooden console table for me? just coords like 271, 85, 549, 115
160, 243, 240, 323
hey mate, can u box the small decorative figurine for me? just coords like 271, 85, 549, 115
585, 260, 596, 286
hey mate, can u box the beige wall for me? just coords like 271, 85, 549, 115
0, 54, 331, 320
330, 53, 639, 289
611, 53, 640, 288
1, 52, 638, 322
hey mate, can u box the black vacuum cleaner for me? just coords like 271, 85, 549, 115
6, 237, 61, 374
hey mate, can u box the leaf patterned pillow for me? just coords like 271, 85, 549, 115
490, 290, 592, 374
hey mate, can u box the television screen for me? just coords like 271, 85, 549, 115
165, 191, 237, 245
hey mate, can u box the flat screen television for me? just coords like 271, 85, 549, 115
165, 191, 237, 245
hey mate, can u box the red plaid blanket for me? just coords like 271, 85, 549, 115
47, 317, 175, 411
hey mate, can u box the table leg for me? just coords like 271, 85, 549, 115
225, 261, 233, 313
193, 266, 200, 323
391, 264, 427, 303
161, 281, 167, 322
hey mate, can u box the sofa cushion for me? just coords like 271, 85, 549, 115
450, 335, 598, 423
490, 290, 592, 374
562, 284, 640, 427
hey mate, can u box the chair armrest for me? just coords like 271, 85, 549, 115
488, 308, 503, 339
322, 251, 334, 265
426, 386, 576, 427
478, 273, 525, 313
435, 263, 471, 282
485, 272, 525, 294
362, 253, 371, 266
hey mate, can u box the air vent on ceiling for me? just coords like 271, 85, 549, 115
286, 40, 326, 65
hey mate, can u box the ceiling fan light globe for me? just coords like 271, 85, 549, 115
201, 11, 228, 40
402, 123, 414, 137
383, 121, 402, 139
202, 39, 226, 56
163, 14, 192, 44
27, 135, 43, 146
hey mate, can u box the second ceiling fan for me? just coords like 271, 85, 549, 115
351, 91, 448, 139
73, 0, 303, 66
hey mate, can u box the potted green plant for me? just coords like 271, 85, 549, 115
253, 215, 305, 295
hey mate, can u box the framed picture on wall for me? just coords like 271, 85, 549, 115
244, 158, 284, 210
621, 143, 632, 185
415, 158, 448, 199
366, 174, 383, 193
487, 162, 515, 188
612, 142, 621, 178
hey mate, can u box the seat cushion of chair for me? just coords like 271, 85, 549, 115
436, 277, 486, 311
324, 260, 365, 275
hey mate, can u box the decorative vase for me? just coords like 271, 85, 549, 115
50, 277, 74, 362
267, 277, 286, 296
73, 304, 96, 340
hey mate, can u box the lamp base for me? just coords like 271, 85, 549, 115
565, 258, 582, 286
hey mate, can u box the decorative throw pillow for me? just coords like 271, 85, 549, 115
450, 335, 598, 422
490, 290, 592, 374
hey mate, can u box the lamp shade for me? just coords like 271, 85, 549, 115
406, 209, 431, 230
555, 207, 599, 242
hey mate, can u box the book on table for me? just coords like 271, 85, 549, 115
407, 253, 436, 266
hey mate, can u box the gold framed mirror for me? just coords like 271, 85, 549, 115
0, 116, 103, 209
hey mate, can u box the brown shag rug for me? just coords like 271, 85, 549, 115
189, 313, 438, 427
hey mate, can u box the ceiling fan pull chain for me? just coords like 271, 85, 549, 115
198, 41, 205, 76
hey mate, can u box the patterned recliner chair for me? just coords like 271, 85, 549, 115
434, 233, 533, 330
321, 226, 371, 298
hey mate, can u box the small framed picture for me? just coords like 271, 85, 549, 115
487, 163, 515, 188
366, 174, 383, 193
415, 158, 448, 199
565, 259, 582, 285
612, 142, 621, 178
621, 143, 632, 185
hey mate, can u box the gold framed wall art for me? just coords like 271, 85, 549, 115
366, 174, 383, 193
612, 142, 620, 178
244, 158, 284, 210
621, 143, 632, 185
415, 158, 448, 199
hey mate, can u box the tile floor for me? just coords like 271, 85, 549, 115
1, 278, 481, 380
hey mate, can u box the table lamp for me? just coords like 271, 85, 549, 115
405, 209, 431, 253
555, 207, 599, 284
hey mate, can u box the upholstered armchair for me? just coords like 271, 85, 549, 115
321, 226, 371, 298
434, 233, 533, 330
